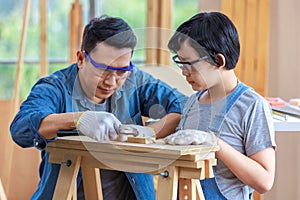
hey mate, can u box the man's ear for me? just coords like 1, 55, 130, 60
216, 53, 226, 68
76, 51, 85, 67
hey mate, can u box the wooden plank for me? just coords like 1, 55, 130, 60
195, 179, 205, 200
47, 136, 219, 157
146, 0, 159, 65
114, 136, 154, 144
4, 0, 31, 193
0, 178, 7, 200
157, 0, 172, 66
82, 166, 103, 200
48, 148, 164, 173
40, 0, 48, 78
233, 0, 246, 80
69, 0, 83, 64
243, 0, 257, 87
48, 146, 217, 175
157, 166, 178, 200
205, 159, 217, 178
179, 152, 215, 161
72, 179, 77, 200
255, 0, 270, 96
221, 0, 234, 17
173, 160, 204, 169
179, 168, 204, 180
222, 0, 269, 96
52, 155, 81, 200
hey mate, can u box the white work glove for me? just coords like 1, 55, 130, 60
164, 129, 217, 145
118, 124, 156, 141
76, 111, 121, 142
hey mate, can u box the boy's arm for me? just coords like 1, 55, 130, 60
148, 113, 181, 139
216, 138, 275, 194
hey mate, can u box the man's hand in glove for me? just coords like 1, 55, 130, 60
164, 129, 217, 145
76, 111, 121, 142
118, 124, 156, 141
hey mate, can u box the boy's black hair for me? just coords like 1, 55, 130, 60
168, 12, 240, 70
81, 16, 137, 53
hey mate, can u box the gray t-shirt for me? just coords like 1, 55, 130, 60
182, 88, 276, 200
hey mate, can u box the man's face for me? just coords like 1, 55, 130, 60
77, 43, 133, 104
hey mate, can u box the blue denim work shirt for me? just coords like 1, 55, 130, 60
10, 63, 188, 200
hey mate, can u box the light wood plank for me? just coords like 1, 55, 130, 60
69, 0, 83, 64
40, 0, 48, 78
255, 0, 270, 96
0, 178, 7, 200
48, 136, 219, 157
158, 0, 172, 66
221, 0, 234, 17
233, 0, 246, 80
4, 0, 31, 193
146, 0, 159, 65
204, 159, 217, 178
195, 179, 205, 200
179, 168, 204, 180
243, 0, 258, 86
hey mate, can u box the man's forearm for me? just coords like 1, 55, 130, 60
38, 112, 83, 139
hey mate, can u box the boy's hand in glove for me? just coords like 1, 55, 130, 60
76, 111, 121, 142
164, 129, 217, 145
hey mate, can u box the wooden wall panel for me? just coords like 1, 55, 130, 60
69, 0, 83, 64
146, 0, 172, 66
0, 100, 40, 200
222, 0, 270, 96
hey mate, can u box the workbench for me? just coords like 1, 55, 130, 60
46, 136, 219, 200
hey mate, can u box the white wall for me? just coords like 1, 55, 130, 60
268, 0, 300, 100
264, 1, 300, 199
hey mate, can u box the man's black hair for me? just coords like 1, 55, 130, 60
81, 16, 137, 53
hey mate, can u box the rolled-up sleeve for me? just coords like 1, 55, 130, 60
10, 77, 65, 150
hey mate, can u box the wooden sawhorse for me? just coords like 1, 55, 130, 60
46, 136, 219, 200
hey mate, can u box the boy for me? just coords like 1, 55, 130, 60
165, 12, 276, 200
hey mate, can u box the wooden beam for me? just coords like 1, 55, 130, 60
222, 0, 270, 96
0, 178, 7, 200
69, 0, 83, 64
157, 0, 172, 66
146, 0, 172, 66
4, 0, 31, 193
145, 0, 159, 65
40, 0, 48, 77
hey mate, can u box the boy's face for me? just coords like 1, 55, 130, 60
176, 40, 220, 91
77, 43, 133, 104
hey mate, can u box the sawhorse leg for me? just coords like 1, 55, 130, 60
53, 155, 81, 200
82, 166, 103, 200
179, 179, 205, 200
156, 166, 179, 200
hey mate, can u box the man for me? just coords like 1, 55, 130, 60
10, 16, 187, 200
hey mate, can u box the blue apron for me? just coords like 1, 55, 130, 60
177, 83, 252, 200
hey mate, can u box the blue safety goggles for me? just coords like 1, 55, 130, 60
83, 51, 134, 71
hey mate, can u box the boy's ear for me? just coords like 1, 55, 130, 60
216, 53, 226, 68
76, 51, 85, 67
